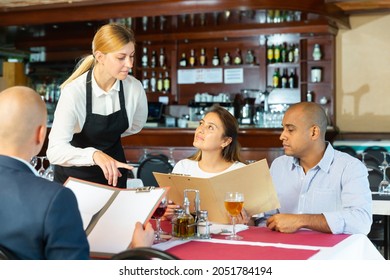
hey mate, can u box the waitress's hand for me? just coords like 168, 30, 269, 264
93, 150, 133, 186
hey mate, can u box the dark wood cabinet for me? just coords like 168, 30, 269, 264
131, 10, 337, 127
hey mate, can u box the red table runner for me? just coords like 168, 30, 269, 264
166, 241, 319, 260
159, 224, 351, 260
212, 227, 350, 247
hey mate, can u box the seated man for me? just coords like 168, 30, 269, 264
265, 102, 372, 234
0, 86, 154, 259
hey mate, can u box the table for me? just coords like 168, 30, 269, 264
153, 225, 384, 260
372, 193, 390, 259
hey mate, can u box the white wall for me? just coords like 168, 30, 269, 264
336, 13, 390, 132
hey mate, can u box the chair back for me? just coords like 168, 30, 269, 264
111, 247, 179, 260
334, 145, 357, 158
0, 245, 16, 260
137, 154, 173, 187
364, 146, 388, 164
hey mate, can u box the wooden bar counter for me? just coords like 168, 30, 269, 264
40, 127, 338, 166
121, 127, 338, 165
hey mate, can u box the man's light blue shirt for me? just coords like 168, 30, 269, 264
270, 143, 372, 234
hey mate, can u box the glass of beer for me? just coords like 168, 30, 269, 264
224, 192, 244, 240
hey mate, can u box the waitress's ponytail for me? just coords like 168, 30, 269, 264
61, 55, 95, 88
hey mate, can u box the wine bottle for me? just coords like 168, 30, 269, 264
223, 52, 231, 65
267, 44, 274, 64
272, 68, 280, 88
159, 47, 165, 67
199, 48, 207, 66
189, 49, 196, 67
179, 52, 187, 67
245, 49, 255, 65
142, 71, 149, 91
280, 42, 287, 63
274, 44, 281, 63
157, 72, 163, 92
150, 50, 156, 68
281, 68, 288, 88
233, 48, 242, 65
150, 71, 156, 92
163, 71, 170, 93
141, 47, 148, 68
288, 68, 296, 89
212, 47, 220, 66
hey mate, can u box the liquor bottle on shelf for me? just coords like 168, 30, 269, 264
281, 68, 288, 89
179, 52, 187, 67
159, 47, 166, 68
306, 90, 314, 102
274, 44, 281, 63
141, 47, 148, 68
312, 44, 322, 61
287, 43, 295, 63
212, 47, 220, 66
272, 68, 280, 88
223, 52, 231, 65
150, 50, 157, 68
245, 49, 255, 65
199, 48, 207, 66
163, 71, 170, 93
267, 44, 274, 64
157, 72, 163, 92
150, 71, 157, 92
288, 68, 297, 89
280, 42, 287, 63
233, 48, 242, 65
142, 16, 148, 31
142, 71, 149, 91
294, 45, 299, 63
189, 49, 196, 67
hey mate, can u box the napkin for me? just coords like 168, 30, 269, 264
210, 223, 249, 235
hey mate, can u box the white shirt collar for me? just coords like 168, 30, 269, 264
91, 69, 120, 97
11, 156, 40, 176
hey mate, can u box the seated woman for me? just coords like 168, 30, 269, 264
165, 104, 247, 222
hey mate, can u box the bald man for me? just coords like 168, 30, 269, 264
0, 86, 90, 259
266, 102, 372, 234
0, 86, 154, 259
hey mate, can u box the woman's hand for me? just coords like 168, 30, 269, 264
129, 222, 154, 248
162, 200, 180, 221
93, 150, 133, 186
236, 208, 250, 225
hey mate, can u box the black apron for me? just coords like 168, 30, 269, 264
54, 70, 129, 188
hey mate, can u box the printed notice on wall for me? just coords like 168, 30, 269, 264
178, 68, 223, 84
224, 68, 244, 84
178, 69, 196, 84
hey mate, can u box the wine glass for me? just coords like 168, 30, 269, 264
139, 148, 148, 163
43, 164, 54, 181
379, 151, 389, 169
152, 197, 168, 243
361, 152, 373, 172
378, 165, 390, 195
224, 192, 244, 240
37, 156, 47, 177
30, 156, 38, 169
168, 147, 175, 166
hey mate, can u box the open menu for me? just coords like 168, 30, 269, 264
64, 177, 168, 254
153, 159, 280, 224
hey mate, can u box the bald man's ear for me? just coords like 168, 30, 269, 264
36, 125, 47, 149
311, 125, 321, 140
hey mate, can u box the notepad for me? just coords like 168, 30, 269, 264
64, 177, 168, 254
